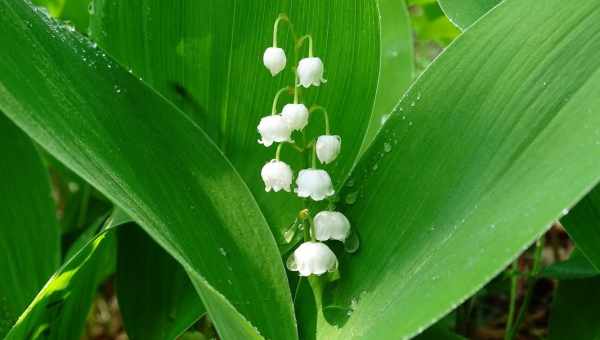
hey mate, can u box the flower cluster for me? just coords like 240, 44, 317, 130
258, 14, 353, 277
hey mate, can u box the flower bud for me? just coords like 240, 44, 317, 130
257, 115, 292, 147
316, 135, 341, 164
295, 169, 334, 201
314, 211, 351, 242
281, 104, 309, 131
297, 57, 326, 87
261, 160, 293, 192
287, 241, 338, 276
263, 47, 287, 76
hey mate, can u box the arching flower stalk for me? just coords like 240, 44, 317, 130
258, 14, 355, 278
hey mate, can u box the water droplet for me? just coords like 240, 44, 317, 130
408, 121, 413, 126
345, 192, 358, 205
88, 1, 95, 14
561, 208, 569, 216
219, 248, 227, 256
372, 164, 379, 171
286, 254, 297, 271
345, 179, 355, 188
67, 182, 80, 192
344, 232, 360, 253
410, 101, 415, 107
401, 115, 406, 120
490, 224, 496, 229
113, 85, 121, 94
383, 142, 392, 153
380, 114, 391, 125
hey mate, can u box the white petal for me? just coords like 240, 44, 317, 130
292, 242, 338, 276
281, 104, 309, 131
295, 169, 334, 201
257, 115, 292, 146
263, 47, 286, 76
261, 160, 293, 192
314, 211, 351, 242
316, 135, 341, 164
297, 57, 326, 88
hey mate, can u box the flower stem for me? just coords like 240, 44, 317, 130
504, 260, 519, 340
294, 72, 300, 103
273, 14, 296, 47
275, 143, 283, 160
271, 87, 290, 114
310, 105, 330, 135
506, 237, 545, 340
296, 34, 314, 57
311, 142, 317, 168
307, 215, 317, 241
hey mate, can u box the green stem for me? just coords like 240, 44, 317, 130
311, 142, 317, 168
294, 72, 300, 103
296, 34, 314, 57
275, 143, 283, 160
310, 105, 330, 135
271, 87, 290, 114
504, 260, 519, 340
272, 14, 296, 47
307, 215, 316, 241
506, 237, 545, 340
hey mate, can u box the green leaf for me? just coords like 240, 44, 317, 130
0, 2, 296, 339
561, 185, 600, 270
117, 224, 205, 340
0, 114, 60, 337
540, 249, 600, 280
88, 0, 381, 240
548, 277, 600, 340
438, 0, 501, 29
4, 214, 119, 340
307, 0, 600, 338
360, 0, 414, 154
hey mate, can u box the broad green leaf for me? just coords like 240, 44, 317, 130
360, 0, 414, 154
0, 2, 296, 339
117, 224, 205, 340
4, 214, 119, 340
548, 277, 600, 340
540, 249, 600, 280
0, 114, 60, 337
307, 0, 600, 338
438, 0, 501, 29
89, 0, 381, 240
561, 185, 600, 270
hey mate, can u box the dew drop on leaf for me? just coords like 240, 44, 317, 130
345, 191, 358, 205
384, 142, 392, 153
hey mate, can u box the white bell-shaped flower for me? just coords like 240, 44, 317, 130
295, 169, 334, 201
263, 47, 286, 76
314, 211, 351, 242
288, 241, 338, 276
281, 104, 309, 131
257, 115, 292, 147
316, 135, 341, 164
261, 160, 293, 192
297, 57, 326, 87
